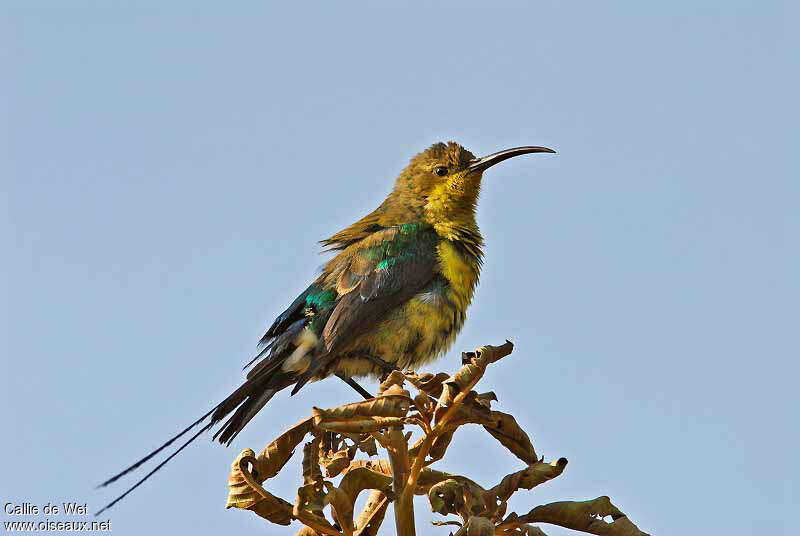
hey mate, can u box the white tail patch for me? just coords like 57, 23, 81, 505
282, 329, 318, 373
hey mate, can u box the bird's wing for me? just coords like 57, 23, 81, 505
290, 224, 440, 393
323, 227, 439, 352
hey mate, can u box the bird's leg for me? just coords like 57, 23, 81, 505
363, 353, 400, 375
334, 354, 399, 400
336, 373, 373, 400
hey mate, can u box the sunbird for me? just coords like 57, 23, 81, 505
97, 141, 554, 513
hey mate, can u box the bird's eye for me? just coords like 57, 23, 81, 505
434, 166, 448, 177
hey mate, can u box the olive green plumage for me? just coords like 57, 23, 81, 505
98, 141, 553, 512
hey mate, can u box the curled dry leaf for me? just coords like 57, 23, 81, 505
466, 341, 515, 367
483, 411, 538, 465
435, 342, 515, 421
378, 370, 407, 394
253, 417, 314, 482
338, 467, 394, 503
428, 479, 465, 517
292, 435, 330, 529
405, 371, 451, 397
412, 392, 433, 415
490, 458, 568, 504
302, 437, 324, 485
319, 432, 353, 477
475, 392, 498, 408
347, 458, 469, 497
413, 467, 452, 494
295, 436, 328, 525
436, 365, 480, 412
510, 496, 650, 536
458, 516, 495, 536
356, 435, 378, 457
354, 489, 389, 536
346, 458, 393, 479
427, 429, 455, 463
426, 400, 536, 466
427, 477, 489, 521
446, 395, 494, 428
321, 447, 353, 477
294, 482, 332, 533
323, 483, 354, 535
225, 448, 293, 525
295, 482, 327, 518
313, 390, 411, 433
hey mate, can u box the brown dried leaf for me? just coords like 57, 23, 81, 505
338, 466, 394, 502
313, 392, 410, 433
378, 370, 406, 394
295, 482, 327, 517
483, 411, 537, 465
405, 371, 451, 397
323, 484, 354, 535
252, 417, 314, 481
356, 435, 378, 457
435, 342, 514, 421
427, 477, 489, 520
317, 391, 411, 420
314, 416, 407, 434
428, 429, 456, 462
447, 396, 494, 427
490, 459, 568, 503
412, 392, 434, 415
428, 478, 464, 516
302, 437, 324, 485
463, 341, 515, 367
346, 458, 393, 478
460, 516, 495, 536
225, 448, 293, 525
296, 438, 328, 521
318, 432, 355, 477
511, 496, 650, 536
347, 458, 475, 498
437, 366, 480, 411
321, 446, 353, 477
416, 467, 452, 494
354, 490, 389, 536
475, 391, 498, 408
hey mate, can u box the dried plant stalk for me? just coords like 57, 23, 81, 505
225, 341, 651, 536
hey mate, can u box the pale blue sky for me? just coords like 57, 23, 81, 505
2, 2, 797, 535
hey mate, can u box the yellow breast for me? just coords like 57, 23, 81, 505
437, 240, 480, 310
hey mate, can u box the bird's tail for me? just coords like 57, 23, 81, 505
94, 361, 296, 516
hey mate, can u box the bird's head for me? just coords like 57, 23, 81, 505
390, 141, 555, 226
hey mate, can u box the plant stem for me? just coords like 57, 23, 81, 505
385, 427, 414, 536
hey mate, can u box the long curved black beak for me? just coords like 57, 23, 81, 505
467, 146, 555, 174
